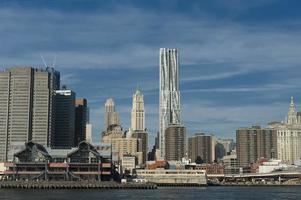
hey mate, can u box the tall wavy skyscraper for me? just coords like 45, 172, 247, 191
159, 48, 181, 158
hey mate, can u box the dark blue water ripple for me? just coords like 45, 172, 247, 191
0, 186, 300, 200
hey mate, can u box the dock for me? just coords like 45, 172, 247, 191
0, 181, 157, 189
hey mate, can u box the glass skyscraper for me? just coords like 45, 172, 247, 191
159, 48, 181, 158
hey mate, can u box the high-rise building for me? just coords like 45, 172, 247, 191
188, 133, 213, 164
0, 67, 59, 161
130, 88, 145, 132
104, 98, 120, 131
165, 125, 186, 161
159, 48, 181, 158
74, 98, 88, 146
236, 125, 277, 167
132, 131, 148, 164
271, 97, 301, 164
215, 139, 236, 160
85, 107, 93, 143
86, 124, 93, 143
54, 90, 75, 148
130, 88, 148, 163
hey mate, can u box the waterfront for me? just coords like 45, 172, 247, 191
0, 186, 300, 200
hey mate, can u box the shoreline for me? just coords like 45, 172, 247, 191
0, 181, 157, 190
1, 181, 301, 189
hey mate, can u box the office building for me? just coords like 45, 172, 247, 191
104, 98, 120, 131
132, 131, 148, 164
159, 48, 181, 158
188, 133, 213, 164
102, 126, 143, 165
74, 98, 88, 146
130, 88, 145, 132
222, 153, 239, 174
54, 89, 75, 148
130, 88, 148, 163
236, 125, 277, 167
86, 124, 93, 143
272, 97, 301, 164
121, 155, 136, 175
0, 67, 59, 161
215, 139, 236, 160
165, 125, 186, 161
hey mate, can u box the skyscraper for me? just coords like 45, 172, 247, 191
159, 48, 181, 158
74, 98, 88, 146
54, 89, 75, 148
86, 108, 93, 143
0, 67, 59, 161
104, 98, 120, 131
130, 88, 148, 163
188, 133, 214, 164
236, 125, 277, 167
165, 125, 186, 161
130, 88, 145, 132
273, 97, 301, 164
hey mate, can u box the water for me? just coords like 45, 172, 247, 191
0, 186, 300, 200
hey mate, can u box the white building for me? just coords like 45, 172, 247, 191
270, 97, 301, 164
258, 159, 287, 173
136, 169, 207, 185
86, 124, 92, 143
121, 155, 136, 175
159, 48, 181, 159
130, 88, 145, 132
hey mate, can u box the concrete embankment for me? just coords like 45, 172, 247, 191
155, 183, 207, 187
211, 182, 301, 187
0, 181, 157, 189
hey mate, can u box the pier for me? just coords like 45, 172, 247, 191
0, 181, 157, 189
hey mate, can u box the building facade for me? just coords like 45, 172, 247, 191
130, 88, 148, 164
86, 124, 93, 143
222, 153, 239, 174
0, 67, 59, 161
165, 125, 186, 161
188, 133, 213, 164
74, 98, 88, 146
273, 97, 301, 164
104, 98, 120, 132
7, 141, 114, 181
159, 48, 181, 159
236, 125, 277, 167
215, 139, 235, 159
54, 90, 75, 148
102, 126, 143, 165
130, 88, 145, 132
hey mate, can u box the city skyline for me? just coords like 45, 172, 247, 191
1, 0, 301, 144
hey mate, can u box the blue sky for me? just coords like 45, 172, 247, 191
1, 0, 301, 145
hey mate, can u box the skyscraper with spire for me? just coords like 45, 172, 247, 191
159, 48, 181, 159
274, 96, 301, 164
130, 87, 145, 132
130, 88, 148, 163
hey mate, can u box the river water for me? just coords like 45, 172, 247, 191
0, 186, 300, 199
